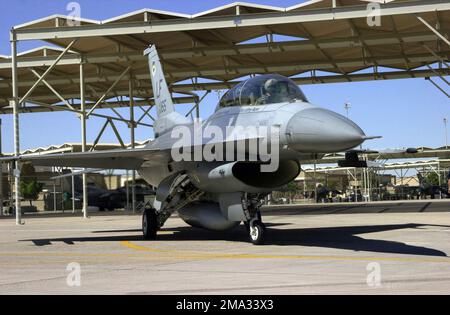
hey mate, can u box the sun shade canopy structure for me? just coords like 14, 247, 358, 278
0, 0, 448, 113
302, 146, 450, 164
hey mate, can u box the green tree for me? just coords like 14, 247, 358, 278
20, 163, 44, 206
286, 181, 299, 193
285, 181, 299, 203
426, 173, 439, 186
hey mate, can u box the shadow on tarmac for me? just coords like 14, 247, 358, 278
262, 201, 450, 215
23, 223, 449, 257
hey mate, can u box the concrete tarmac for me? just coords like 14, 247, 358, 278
0, 200, 449, 295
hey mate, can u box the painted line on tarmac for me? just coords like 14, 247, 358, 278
119, 241, 450, 263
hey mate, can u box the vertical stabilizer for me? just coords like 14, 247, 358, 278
144, 45, 190, 136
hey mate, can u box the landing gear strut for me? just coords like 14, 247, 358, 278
142, 176, 204, 240
142, 208, 158, 240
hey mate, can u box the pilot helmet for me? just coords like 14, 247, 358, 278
264, 78, 279, 94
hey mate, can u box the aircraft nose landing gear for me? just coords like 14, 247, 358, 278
243, 194, 266, 245
249, 219, 266, 245
142, 208, 158, 240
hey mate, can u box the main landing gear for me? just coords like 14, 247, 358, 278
142, 175, 205, 241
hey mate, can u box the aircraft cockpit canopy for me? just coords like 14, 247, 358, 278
218, 74, 308, 108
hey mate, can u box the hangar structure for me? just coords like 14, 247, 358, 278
302, 146, 450, 164
0, 0, 448, 224
300, 146, 450, 202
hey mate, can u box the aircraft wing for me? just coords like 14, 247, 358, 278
0, 147, 169, 170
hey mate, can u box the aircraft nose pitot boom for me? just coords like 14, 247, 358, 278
286, 107, 366, 153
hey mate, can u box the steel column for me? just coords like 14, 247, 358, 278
80, 63, 88, 219
313, 159, 317, 203
129, 78, 136, 213
53, 179, 57, 212
125, 170, 130, 211
71, 170, 75, 213
10, 36, 22, 225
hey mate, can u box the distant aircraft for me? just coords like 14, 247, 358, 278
5, 45, 384, 245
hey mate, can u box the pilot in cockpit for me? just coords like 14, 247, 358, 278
256, 78, 288, 105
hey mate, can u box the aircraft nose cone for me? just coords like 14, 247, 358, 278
286, 107, 365, 152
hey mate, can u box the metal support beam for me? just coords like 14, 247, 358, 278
416, 15, 450, 47
110, 106, 127, 122
19, 39, 77, 103
71, 166, 75, 213
2, 52, 445, 93
313, 159, 317, 203
10, 35, 22, 225
422, 44, 450, 68
80, 63, 88, 219
12, 0, 449, 41
30, 69, 77, 111
129, 79, 136, 213
152, 54, 444, 78
0, 99, 153, 127
53, 179, 57, 212
86, 65, 132, 117
0, 31, 442, 70
185, 91, 209, 118
137, 106, 156, 122
2, 64, 447, 95
426, 65, 450, 86
89, 119, 110, 151
426, 77, 450, 98
109, 119, 126, 148
125, 170, 130, 211
8, 162, 13, 216
136, 105, 153, 124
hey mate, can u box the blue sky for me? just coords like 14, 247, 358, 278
0, 0, 448, 153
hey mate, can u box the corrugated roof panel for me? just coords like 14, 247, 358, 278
101, 8, 190, 24
17, 46, 79, 58
196, 26, 274, 45
287, 0, 400, 12
14, 14, 99, 30
192, 2, 284, 18
44, 37, 121, 54
300, 19, 354, 38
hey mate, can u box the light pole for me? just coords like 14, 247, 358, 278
444, 118, 448, 148
344, 102, 351, 118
